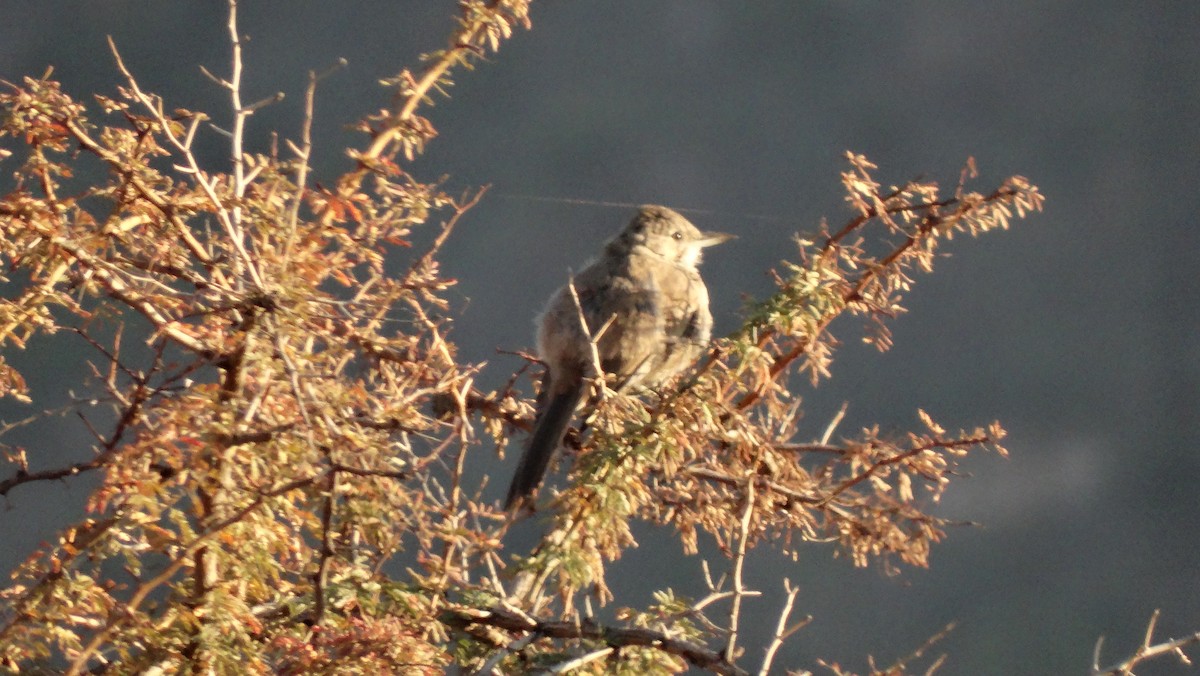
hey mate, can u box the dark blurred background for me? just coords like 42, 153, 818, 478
2, 3, 1198, 673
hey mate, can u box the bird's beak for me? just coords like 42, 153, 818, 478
698, 231, 736, 248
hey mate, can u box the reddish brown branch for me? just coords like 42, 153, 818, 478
0, 458, 105, 498
1, 359, 160, 498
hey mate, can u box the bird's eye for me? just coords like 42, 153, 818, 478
672, 231, 683, 240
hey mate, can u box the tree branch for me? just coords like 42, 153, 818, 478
443, 606, 750, 676
1091, 610, 1200, 675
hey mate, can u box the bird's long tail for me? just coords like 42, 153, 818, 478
505, 378, 585, 510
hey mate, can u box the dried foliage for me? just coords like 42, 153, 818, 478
0, 2, 531, 673
4, 2, 1159, 675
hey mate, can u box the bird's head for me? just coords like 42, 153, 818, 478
613, 205, 734, 267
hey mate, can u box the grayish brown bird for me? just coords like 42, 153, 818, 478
504, 205, 732, 510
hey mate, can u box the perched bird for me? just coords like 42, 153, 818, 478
504, 205, 732, 509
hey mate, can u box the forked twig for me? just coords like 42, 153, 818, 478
1091, 610, 1200, 675
758, 579, 809, 676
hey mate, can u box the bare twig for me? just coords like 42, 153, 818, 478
725, 474, 758, 662
882, 621, 956, 675
0, 341, 178, 498
223, 0, 272, 289
108, 24, 265, 292
821, 401, 848, 445
546, 647, 615, 673
1091, 610, 1200, 675
565, 275, 608, 397
407, 186, 489, 281
758, 579, 808, 676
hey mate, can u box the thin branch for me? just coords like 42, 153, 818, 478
0, 344, 168, 497
97, 39, 220, 276
431, 383, 474, 617
822, 189, 950, 251
312, 463, 337, 629
565, 275, 608, 392
322, 1, 530, 226
1091, 610, 1200, 675
883, 621, 956, 675
0, 458, 104, 498
108, 32, 265, 292
328, 463, 411, 481
731, 183, 1030, 413
546, 647, 614, 673
822, 434, 990, 504
725, 474, 757, 663
443, 606, 749, 676
46, 225, 211, 354
820, 401, 848, 445
685, 466, 819, 506
758, 579, 807, 676
405, 186, 489, 282
283, 57, 346, 257
774, 443, 846, 455
226, 0, 245, 261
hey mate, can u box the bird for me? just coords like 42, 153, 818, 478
504, 205, 732, 510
